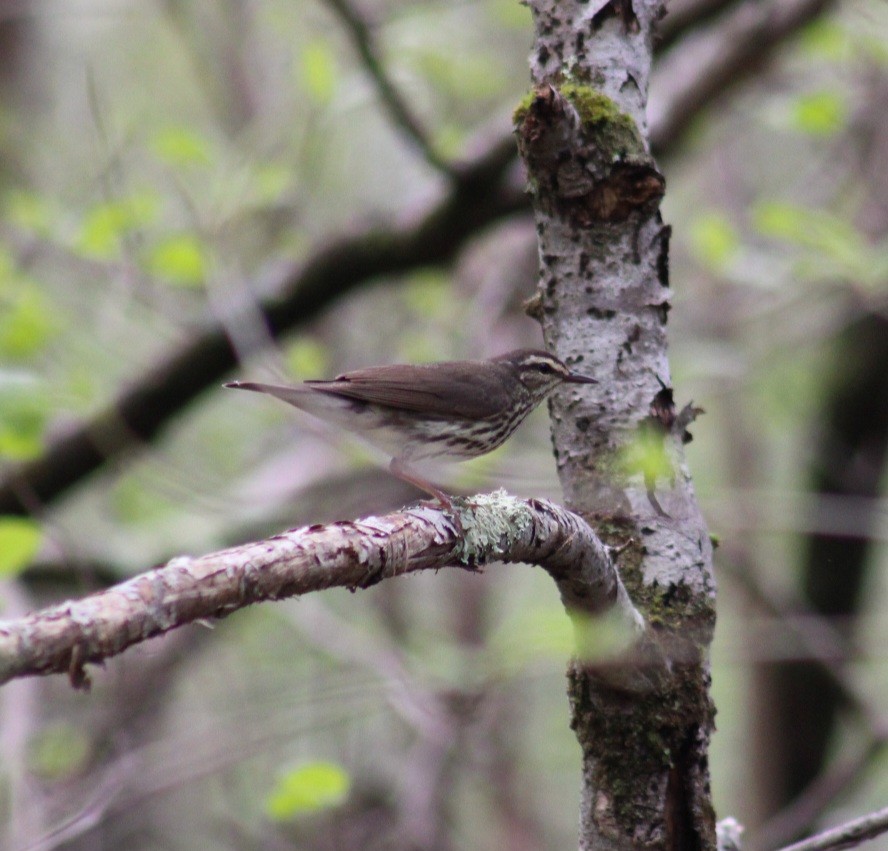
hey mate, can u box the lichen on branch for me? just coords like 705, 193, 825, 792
0, 494, 641, 689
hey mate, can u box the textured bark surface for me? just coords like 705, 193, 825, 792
517, 1, 717, 848
0, 493, 640, 688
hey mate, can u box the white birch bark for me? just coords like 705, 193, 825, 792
516, 1, 718, 848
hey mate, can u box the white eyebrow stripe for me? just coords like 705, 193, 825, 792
521, 356, 570, 375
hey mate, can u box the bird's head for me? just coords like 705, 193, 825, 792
497, 349, 598, 402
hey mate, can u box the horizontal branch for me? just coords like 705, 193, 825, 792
777, 804, 888, 851
0, 493, 642, 689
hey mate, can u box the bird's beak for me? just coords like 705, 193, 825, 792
564, 370, 598, 385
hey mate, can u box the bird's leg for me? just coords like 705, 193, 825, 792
388, 457, 464, 534
389, 457, 453, 511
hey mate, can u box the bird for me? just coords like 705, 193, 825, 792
225, 349, 597, 507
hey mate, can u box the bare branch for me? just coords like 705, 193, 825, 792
756, 739, 888, 851
0, 493, 641, 688
657, 0, 745, 52
776, 805, 888, 851
723, 558, 886, 734
0, 135, 522, 517
650, 0, 840, 152
322, 0, 454, 176
282, 598, 452, 738
721, 553, 888, 849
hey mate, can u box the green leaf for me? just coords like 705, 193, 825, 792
29, 723, 90, 780
753, 202, 888, 286
78, 206, 121, 257
492, 598, 634, 671
570, 609, 637, 664
265, 761, 350, 820
76, 194, 158, 259
617, 430, 673, 483
791, 92, 846, 136
285, 338, 329, 378
753, 201, 803, 242
688, 212, 739, 271
3, 190, 54, 235
146, 234, 207, 287
253, 162, 292, 203
433, 123, 465, 159
753, 202, 868, 276
492, 602, 574, 669
300, 40, 337, 104
111, 476, 175, 525
0, 378, 48, 460
152, 126, 213, 167
798, 20, 851, 61
0, 517, 41, 577
0, 428, 43, 459
404, 270, 450, 318
0, 289, 57, 359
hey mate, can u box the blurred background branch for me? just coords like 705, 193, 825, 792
0, 0, 885, 848
0, 0, 841, 521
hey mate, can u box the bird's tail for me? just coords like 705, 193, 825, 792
224, 381, 313, 408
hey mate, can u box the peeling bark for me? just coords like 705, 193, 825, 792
517, 2, 717, 848
0, 493, 640, 689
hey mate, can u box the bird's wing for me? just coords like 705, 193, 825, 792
305, 362, 510, 419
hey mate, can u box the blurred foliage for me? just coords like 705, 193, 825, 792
0, 374, 49, 460
265, 760, 351, 820
0, 0, 885, 848
75, 193, 159, 260
3, 189, 55, 234
617, 428, 675, 484
285, 336, 330, 378
151, 125, 214, 168
299, 39, 339, 105
790, 90, 847, 135
0, 287, 56, 359
753, 201, 888, 285
0, 247, 58, 359
27, 722, 91, 781
688, 211, 740, 272
0, 517, 41, 577
145, 232, 207, 286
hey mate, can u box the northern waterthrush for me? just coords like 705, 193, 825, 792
226, 349, 597, 506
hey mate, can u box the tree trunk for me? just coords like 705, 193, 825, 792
516, 2, 717, 848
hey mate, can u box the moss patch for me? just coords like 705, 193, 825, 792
513, 83, 645, 160
561, 83, 645, 158
569, 660, 716, 834
512, 90, 537, 126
